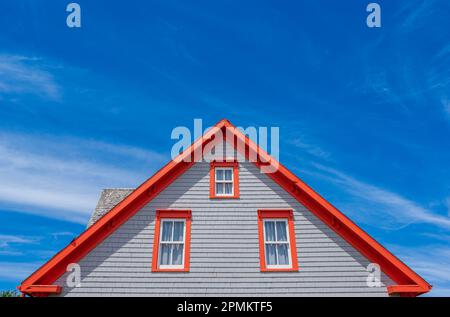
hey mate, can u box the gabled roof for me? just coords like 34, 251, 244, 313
18, 119, 432, 297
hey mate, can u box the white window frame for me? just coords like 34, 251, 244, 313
262, 218, 293, 269
214, 167, 234, 197
158, 219, 187, 269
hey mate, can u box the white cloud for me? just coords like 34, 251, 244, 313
443, 98, 450, 119
307, 164, 450, 230
447, 198, 450, 217
397, 0, 437, 31
0, 54, 61, 100
0, 235, 39, 257
352, 0, 449, 118
421, 232, 450, 243
288, 138, 330, 160
0, 132, 168, 224
50, 231, 76, 240
389, 244, 450, 297
0, 250, 23, 256
0, 262, 42, 282
0, 235, 37, 248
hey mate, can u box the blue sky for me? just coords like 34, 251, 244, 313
0, 0, 449, 295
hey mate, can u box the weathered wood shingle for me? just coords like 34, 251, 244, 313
87, 189, 134, 227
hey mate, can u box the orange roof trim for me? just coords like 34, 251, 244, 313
18, 119, 431, 297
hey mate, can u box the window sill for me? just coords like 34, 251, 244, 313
152, 267, 190, 272
260, 267, 298, 272
209, 195, 240, 199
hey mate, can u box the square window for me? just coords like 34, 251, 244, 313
210, 161, 239, 199
215, 167, 234, 197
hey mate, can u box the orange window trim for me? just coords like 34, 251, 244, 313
257, 209, 299, 272
209, 160, 240, 199
152, 209, 191, 272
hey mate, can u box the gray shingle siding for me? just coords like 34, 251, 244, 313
54, 143, 392, 296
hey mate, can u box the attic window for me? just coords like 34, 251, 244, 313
152, 210, 191, 272
257, 210, 298, 272
209, 161, 239, 199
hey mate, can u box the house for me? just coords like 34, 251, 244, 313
18, 119, 431, 297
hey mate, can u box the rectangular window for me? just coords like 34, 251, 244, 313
258, 210, 298, 272
215, 167, 234, 196
210, 161, 239, 199
159, 219, 185, 268
152, 210, 191, 272
263, 219, 291, 267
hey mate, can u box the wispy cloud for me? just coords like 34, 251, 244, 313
50, 231, 76, 241
421, 232, 450, 243
389, 244, 450, 296
305, 164, 450, 230
0, 234, 39, 257
0, 262, 41, 282
447, 198, 450, 217
350, 0, 450, 119
0, 235, 37, 249
0, 132, 168, 223
287, 138, 330, 160
397, 0, 437, 31
0, 54, 61, 101
428, 44, 450, 120
442, 98, 450, 119
301, 160, 450, 295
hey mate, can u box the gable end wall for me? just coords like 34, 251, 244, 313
54, 143, 392, 296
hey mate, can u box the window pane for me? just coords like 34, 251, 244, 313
216, 183, 224, 195
224, 183, 233, 194
276, 221, 287, 241
224, 169, 233, 180
172, 244, 184, 265
265, 244, 277, 265
264, 221, 276, 241
173, 222, 184, 242
161, 221, 173, 241
160, 244, 171, 265
216, 169, 224, 181
277, 244, 289, 265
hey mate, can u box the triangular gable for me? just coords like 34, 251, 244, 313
19, 119, 431, 297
